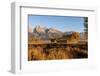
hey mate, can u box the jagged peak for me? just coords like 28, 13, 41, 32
34, 25, 46, 33
35, 25, 46, 29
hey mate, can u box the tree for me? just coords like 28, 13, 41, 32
84, 17, 88, 39
71, 32, 80, 40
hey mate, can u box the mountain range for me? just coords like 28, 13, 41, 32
28, 25, 84, 39
29, 25, 64, 39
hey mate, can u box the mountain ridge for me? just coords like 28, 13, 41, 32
28, 25, 82, 39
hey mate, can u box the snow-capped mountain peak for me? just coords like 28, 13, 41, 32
34, 25, 46, 33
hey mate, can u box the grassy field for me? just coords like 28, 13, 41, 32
28, 42, 88, 61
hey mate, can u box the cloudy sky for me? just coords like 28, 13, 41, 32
28, 15, 85, 32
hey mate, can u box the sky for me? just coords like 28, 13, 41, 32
28, 15, 85, 32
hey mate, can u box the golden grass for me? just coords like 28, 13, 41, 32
28, 45, 87, 61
